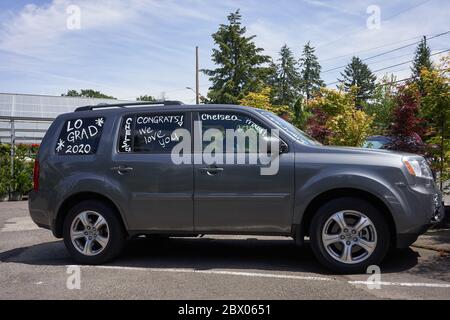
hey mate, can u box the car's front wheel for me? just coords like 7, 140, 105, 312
63, 200, 125, 264
310, 197, 390, 274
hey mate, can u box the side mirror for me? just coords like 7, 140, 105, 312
279, 140, 289, 154
262, 136, 289, 154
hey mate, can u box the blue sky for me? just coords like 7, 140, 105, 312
0, 0, 449, 103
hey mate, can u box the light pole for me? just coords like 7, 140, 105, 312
186, 87, 204, 104
195, 46, 199, 105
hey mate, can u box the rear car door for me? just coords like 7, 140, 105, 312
107, 110, 193, 232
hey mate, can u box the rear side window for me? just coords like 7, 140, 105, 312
55, 116, 106, 155
118, 112, 186, 153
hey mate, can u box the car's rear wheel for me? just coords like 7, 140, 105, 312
310, 197, 390, 274
63, 200, 125, 264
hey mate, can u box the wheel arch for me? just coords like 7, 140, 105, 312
299, 188, 397, 246
54, 192, 128, 238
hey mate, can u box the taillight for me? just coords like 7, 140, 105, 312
33, 159, 40, 191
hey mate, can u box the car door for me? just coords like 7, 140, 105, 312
108, 110, 193, 232
193, 110, 295, 234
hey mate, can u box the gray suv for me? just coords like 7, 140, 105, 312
29, 101, 444, 273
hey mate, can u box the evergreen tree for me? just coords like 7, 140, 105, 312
273, 45, 302, 106
299, 41, 324, 101
338, 56, 376, 106
411, 36, 433, 95
202, 10, 271, 104
411, 36, 433, 79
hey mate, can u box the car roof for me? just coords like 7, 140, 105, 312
68, 103, 262, 119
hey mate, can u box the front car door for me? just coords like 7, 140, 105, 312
193, 109, 295, 234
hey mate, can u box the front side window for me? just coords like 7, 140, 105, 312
55, 116, 106, 155
199, 112, 269, 153
256, 110, 321, 146
118, 112, 186, 153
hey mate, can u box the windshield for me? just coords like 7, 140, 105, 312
256, 110, 321, 146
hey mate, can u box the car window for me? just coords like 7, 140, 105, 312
199, 111, 269, 153
363, 140, 385, 149
118, 112, 186, 153
256, 110, 321, 146
55, 116, 106, 155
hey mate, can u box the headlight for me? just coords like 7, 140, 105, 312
402, 157, 433, 179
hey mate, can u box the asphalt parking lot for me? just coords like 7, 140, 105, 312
0, 201, 449, 300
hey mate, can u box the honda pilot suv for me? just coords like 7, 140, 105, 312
29, 101, 444, 273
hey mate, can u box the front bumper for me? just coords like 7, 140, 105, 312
394, 182, 444, 248
396, 224, 431, 248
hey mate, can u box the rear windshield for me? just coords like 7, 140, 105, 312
55, 116, 106, 155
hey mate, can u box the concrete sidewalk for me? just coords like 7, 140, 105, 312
413, 228, 450, 253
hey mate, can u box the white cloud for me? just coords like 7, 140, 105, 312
0, 0, 216, 55
0, 0, 448, 100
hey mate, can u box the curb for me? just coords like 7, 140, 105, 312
411, 244, 450, 254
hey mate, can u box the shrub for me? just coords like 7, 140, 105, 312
306, 87, 374, 146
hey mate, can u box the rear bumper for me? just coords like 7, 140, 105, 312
28, 190, 54, 232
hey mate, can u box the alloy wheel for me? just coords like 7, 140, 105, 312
70, 211, 110, 256
321, 210, 377, 264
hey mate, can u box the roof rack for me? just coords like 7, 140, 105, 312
74, 100, 184, 112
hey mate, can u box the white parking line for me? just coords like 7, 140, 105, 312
348, 280, 450, 288
78, 265, 450, 289
89, 265, 334, 282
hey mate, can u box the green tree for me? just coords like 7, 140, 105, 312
239, 87, 292, 119
411, 36, 433, 95
299, 41, 324, 101
136, 95, 156, 101
292, 97, 311, 130
202, 10, 271, 104
365, 74, 397, 134
272, 45, 301, 106
61, 89, 116, 99
307, 86, 374, 146
420, 55, 449, 192
339, 56, 376, 107
411, 36, 433, 80
62, 89, 80, 97
327, 107, 374, 147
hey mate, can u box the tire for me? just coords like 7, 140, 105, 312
309, 197, 390, 274
63, 200, 125, 264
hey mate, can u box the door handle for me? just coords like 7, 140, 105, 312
199, 166, 224, 176
111, 165, 133, 175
